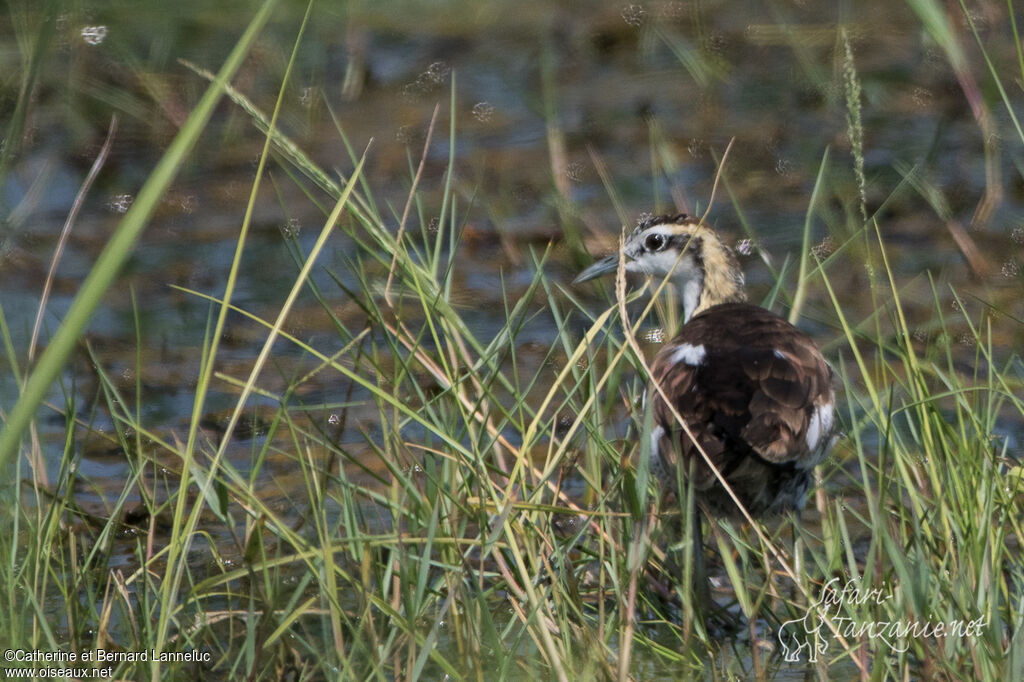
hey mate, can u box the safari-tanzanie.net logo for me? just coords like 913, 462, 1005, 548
777, 577, 988, 663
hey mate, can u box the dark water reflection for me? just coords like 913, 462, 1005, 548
2, 0, 1022, 671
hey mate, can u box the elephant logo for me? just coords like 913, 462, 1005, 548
777, 579, 839, 663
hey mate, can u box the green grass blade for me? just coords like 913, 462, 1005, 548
0, 0, 280, 466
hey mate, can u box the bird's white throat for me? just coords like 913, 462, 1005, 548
681, 278, 702, 323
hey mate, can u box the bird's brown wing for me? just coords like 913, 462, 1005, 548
649, 302, 834, 493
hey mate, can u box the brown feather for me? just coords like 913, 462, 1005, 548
649, 302, 835, 516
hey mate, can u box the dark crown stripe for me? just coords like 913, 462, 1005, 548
636, 213, 691, 230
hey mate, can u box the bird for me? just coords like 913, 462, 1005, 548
573, 213, 837, 522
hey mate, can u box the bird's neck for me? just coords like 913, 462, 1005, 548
677, 240, 746, 323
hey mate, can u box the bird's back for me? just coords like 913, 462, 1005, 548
648, 302, 835, 517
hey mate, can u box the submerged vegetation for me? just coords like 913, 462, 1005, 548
1, 0, 1023, 679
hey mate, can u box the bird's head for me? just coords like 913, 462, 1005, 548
573, 213, 746, 321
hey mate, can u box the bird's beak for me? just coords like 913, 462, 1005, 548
573, 253, 621, 284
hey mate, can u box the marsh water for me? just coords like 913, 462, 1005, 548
2, 0, 1023, 676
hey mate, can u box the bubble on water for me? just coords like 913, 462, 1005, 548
396, 125, 419, 144
811, 236, 835, 260
621, 4, 646, 27
426, 61, 450, 83
1011, 226, 1024, 244
964, 8, 989, 32
81, 25, 108, 46
178, 194, 198, 214
1001, 260, 1019, 278
911, 87, 933, 108
107, 194, 134, 213
707, 31, 727, 54
957, 332, 975, 347
657, 2, 686, 20
687, 138, 704, 158
299, 86, 314, 109
644, 328, 665, 343
402, 62, 451, 100
400, 81, 424, 101
565, 161, 585, 183
280, 218, 300, 239
472, 101, 494, 123
774, 158, 793, 176
427, 216, 440, 234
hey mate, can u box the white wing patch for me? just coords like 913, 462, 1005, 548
649, 425, 664, 460
806, 401, 835, 453
668, 343, 706, 367
648, 425, 666, 479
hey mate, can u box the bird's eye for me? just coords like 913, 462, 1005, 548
644, 233, 666, 251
